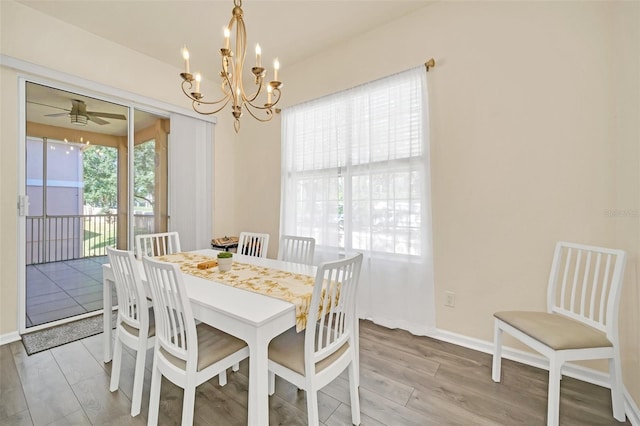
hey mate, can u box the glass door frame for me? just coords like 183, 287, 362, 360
17, 76, 170, 334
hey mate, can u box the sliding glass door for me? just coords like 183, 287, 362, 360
23, 82, 168, 330
132, 111, 169, 241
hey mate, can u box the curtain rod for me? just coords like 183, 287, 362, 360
276, 59, 437, 114
425, 58, 436, 72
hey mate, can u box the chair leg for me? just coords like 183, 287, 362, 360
268, 371, 275, 396
130, 341, 147, 416
491, 321, 502, 383
109, 333, 122, 392
348, 361, 361, 426
610, 352, 626, 421
354, 318, 360, 388
147, 359, 161, 426
218, 370, 228, 386
305, 387, 320, 426
232, 362, 240, 372
547, 360, 562, 426
181, 380, 197, 426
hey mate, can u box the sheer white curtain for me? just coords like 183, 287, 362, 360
281, 66, 435, 335
169, 113, 214, 251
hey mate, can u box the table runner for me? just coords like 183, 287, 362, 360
157, 252, 319, 331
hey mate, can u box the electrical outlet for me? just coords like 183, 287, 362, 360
445, 291, 455, 307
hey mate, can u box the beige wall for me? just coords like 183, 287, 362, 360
1, 0, 639, 413
612, 0, 640, 404
0, 65, 20, 335
232, 117, 282, 259
232, 0, 640, 409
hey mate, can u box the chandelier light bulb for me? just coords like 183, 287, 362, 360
273, 58, 280, 81
182, 46, 190, 74
255, 43, 261, 67
195, 73, 202, 93
224, 27, 230, 49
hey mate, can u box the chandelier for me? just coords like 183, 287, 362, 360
179, 0, 283, 133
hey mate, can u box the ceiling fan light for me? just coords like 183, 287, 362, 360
70, 114, 88, 126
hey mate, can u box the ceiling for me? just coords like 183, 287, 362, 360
17, 0, 430, 75
18, 0, 431, 136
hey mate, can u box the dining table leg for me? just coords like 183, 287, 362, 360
102, 265, 113, 363
247, 334, 270, 425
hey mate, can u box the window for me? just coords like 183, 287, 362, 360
281, 66, 435, 334
282, 67, 427, 256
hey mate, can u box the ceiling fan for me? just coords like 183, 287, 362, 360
43, 99, 127, 126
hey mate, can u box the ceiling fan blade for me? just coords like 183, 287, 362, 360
28, 100, 69, 112
87, 115, 109, 125
45, 112, 70, 117
87, 111, 127, 120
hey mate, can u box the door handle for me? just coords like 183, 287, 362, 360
18, 195, 29, 216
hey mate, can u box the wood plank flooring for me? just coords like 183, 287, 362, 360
0, 320, 630, 425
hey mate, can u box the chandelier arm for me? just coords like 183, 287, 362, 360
181, 79, 233, 106
242, 102, 274, 122
234, 15, 247, 108
270, 87, 282, 106
243, 81, 264, 103
244, 98, 272, 111
243, 86, 281, 111
180, 80, 195, 98
192, 97, 233, 116
220, 55, 235, 100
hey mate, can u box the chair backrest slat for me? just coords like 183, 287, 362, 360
588, 252, 602, 321
305, 253, 363, 369
107, 247, 149, 332
278, 235, 316, 265
569, 249, 582, 312
547, 242, 626, 338
559, 247, 571, 309
599, 253, 612, 324
135, 232, 181, 258
238, 232, 269, 258
579, 251, 592, 316
143, 257, 198, 369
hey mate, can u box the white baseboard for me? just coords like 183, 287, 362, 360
0, 331, 21, 346
626, 388, 640, 426
428, 328, 640, 425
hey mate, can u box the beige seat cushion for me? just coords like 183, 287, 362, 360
494, 311, 612, 350
120, 308, 156, 338
268, 326, 349, 376
160, 323, 247, 372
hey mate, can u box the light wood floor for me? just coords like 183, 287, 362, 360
0, 320, 630, 425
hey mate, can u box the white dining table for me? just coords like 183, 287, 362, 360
102, 248, 316, 425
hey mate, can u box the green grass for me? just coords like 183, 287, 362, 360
83, 216, 116, 256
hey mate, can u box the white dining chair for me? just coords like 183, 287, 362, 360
238, 231, 269, 258
268, 253, 363, 426
135, 231, 181, 258
492, 241, 627, 426
106, 247, 155, 417
143, 257, 250, 426
277, 235, 315, 265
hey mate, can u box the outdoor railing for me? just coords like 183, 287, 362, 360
26, 214, 155, 265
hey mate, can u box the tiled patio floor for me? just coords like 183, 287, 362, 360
26, 256, 116, 328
